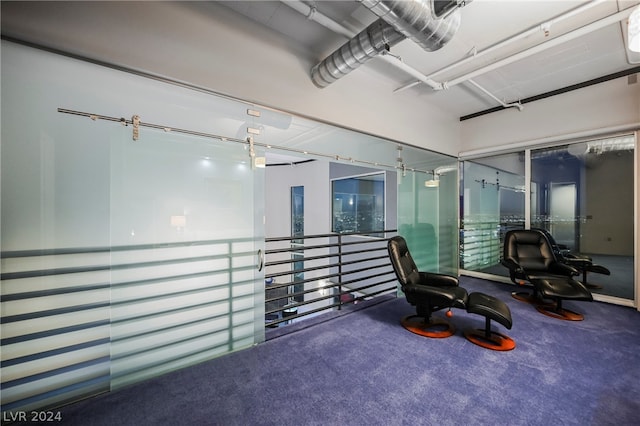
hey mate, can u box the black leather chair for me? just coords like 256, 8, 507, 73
534, 228, 610, 289
388, 236, 515, 350
501, 229, 593, 321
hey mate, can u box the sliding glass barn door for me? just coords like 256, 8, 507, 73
397, 146, 459, 276
108, 125, 265, 390
1, 41, 265, 414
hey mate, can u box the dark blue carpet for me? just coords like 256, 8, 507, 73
50, 277, 640, 425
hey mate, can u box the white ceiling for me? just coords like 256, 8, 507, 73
1, 0, 638, 159
218, 0, 640, 119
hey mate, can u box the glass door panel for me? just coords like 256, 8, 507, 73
257, 113, 459, 298
397, 151, 458, 276
403, 146, 459, 276
1, 41, 266, 414
1, 43, 113, 415
109, 126, 264, 390
460, 153, 525, 277
531, 137, 635, 300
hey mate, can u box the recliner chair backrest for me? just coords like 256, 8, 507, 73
533, 228, 558, 246
503, 230, 556, 272
388, 236, 421, 289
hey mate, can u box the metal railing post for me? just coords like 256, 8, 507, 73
263, 229, 398, 329
337, 233, 343, 310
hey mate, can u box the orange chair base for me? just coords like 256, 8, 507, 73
464, 329, 516, 351
514, 291, 585, 321
511, 291, 538, 304
536, 305, 584, 321
401, 315, 455, 338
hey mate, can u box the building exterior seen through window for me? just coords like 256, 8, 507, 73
332, 173, 385, 234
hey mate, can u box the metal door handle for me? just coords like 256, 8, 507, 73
256, 249, 264, 271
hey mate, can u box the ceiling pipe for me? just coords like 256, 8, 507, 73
447, 5, 637, 88
461, 65, 640, 120
394, 0, 607, 93
295, 0, 518, 109
291, 0, 627, 113
282, 0, 444, 89
286, 0, 511, 108
310, 0, 462, 88
283, 0, 355, 39
379, 52, 444, 89
467, 79, 523, 111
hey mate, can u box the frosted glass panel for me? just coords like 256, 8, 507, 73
257, 108, 459, 277
1, 41, 265, 414
1, 54, 113, 415
259, 114, 399, 167
110, 130, 256, 244
397, 153, 458, 276
108, 123, 262, 390
460, 155, 525, 275
2, 38, 461, 416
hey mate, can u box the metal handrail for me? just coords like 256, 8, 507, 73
264, 230, 398, 330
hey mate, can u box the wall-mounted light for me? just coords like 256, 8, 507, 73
254, 156, 266, 168
629, 5, 640, 52
170, 215, 186, 229
424, 177, 439, 188
424, 170, 439, 187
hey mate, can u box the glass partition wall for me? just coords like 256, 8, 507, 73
1, 41, 458, 416
397, 147, 459, 275
1, 42, 266, 413
531, 137, 636, 300
259, 113, 458, 320
460, 153, 525, 277
461, 135, 636, 303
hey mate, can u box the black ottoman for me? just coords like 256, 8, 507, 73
529, 277, 592, 321
464, 292, 515, 351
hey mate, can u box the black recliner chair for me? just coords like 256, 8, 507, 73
388, 236, 515, 351
534, 228, 610, 289
501, 229, 593, 321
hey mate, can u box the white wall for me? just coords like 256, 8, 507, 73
265, 160, 330, 238
460, 76, 640, 153
582, 151, 635, 255
0, 1, 461, 156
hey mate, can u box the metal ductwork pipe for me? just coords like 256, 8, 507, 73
311, 0, 462, 88
311, 20, 405, 88
361, 0, 461, 51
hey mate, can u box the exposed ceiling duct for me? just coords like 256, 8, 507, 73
311, 19, 406, 88
362, 0, 461, 51
310, 0, 464, 88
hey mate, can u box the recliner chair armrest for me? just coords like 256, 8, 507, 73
549, 262, 580, 276
501, 258, 524, 275
564, 257, 592, 268
418, 272, 458, 287
403, 282, 468, 308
